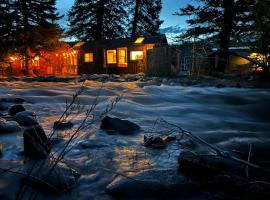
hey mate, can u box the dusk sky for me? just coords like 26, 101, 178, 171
56, 0, 191, 32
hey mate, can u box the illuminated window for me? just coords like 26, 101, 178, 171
107, 50, 117, 64
134, 37, 145, 44
84, 53, 93, 62
130, 51, 144, 61
32, 56, 40, 67
117, 48, 127, 67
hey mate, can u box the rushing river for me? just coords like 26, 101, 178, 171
0, 80, 270, 199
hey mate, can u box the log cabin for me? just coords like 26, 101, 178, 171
2, 35, 168, 76
75, 34, 168, 74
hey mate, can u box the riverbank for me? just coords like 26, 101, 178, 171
1, 72, 270, 89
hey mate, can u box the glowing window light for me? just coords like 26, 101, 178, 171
107, 50, 117, 64
130, 51, 143, 61
84, 53, 93, 62
117, 48, 127, 66
134, 37, 145, 44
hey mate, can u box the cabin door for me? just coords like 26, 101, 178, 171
117, 48, 127, 68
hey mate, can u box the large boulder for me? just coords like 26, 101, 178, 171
53, 121, 73, 130
0, 118, 21, 133
26, 160, 80, 193
8, 105, 26, 116
14, 111, 38, 126
106, 169, 196, 198
23, 125, 50, 158
100, 116, 140, 134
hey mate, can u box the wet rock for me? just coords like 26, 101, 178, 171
79, 140, 109, 149
0, 97, 25, 104
23, 125, 50, 158
106, 169, 196, 198
144, 135, 167, 149
100, 116, 140, 134
178, 151, 248, 179
26, 160, 80, 193
8, 104, 26, 116
236, 82, 241, 88
14, 111, 38, 126
216, 84, 226, 88
53, 121, 73, 130
0, 118, 21, 133
144, 135, 176, 149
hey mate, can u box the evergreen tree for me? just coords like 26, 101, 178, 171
130, 0, 163, 37
253, 0, 270, 66
68, 0, 128, 40
176, 0, 240, 72
0, 0, 16, 60
12, 0, 62, 75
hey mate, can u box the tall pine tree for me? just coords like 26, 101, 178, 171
176, 0, 252, 72
130, 0, 163, 37
0, 0, 16, 60
253, 0, 270, 66
12, 0, 62, 75
68, 0, 128, 40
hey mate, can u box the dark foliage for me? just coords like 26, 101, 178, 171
129, 0, 163, 37
68, 0, 129, 40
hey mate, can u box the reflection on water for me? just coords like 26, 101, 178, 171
113, 146, 154, 176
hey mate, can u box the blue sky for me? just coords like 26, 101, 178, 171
56, 0, 191, 31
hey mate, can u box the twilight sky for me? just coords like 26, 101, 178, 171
56, 0, 191, 33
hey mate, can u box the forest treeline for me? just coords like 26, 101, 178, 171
0, 0, 269, 72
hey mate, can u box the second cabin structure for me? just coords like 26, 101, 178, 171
75, 35, 168, 74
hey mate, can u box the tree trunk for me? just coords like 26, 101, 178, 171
131, 0, 140, 37
95, 0, 105, 40
217, 0, 235, 72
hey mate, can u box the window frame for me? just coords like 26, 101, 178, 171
130, 50, 144, 61
84, 53, 94, 63
106, 49, 117, 64
117, 47, 128, 67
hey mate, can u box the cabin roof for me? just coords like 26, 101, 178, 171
79, 34, 168, 50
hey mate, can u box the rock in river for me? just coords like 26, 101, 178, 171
8, 104, 26, 116
53, 121, 74, 130
26, 160, 80, 193
23, 125, 50, 158
0, 118, 21, 133
106, 169, 196, 198
14, 111, 38, 126
100, 116, 140, 134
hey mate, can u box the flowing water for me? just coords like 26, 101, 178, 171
0, 80, 270, 199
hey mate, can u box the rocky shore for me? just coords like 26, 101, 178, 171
1, 72, 270, 88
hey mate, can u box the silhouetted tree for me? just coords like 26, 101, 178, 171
12, 0, 62, 75
130, 0, 163, 37
68, 0, 128, 40
0, 0, 16, 60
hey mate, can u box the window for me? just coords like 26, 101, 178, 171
134, 37, 144, 44
117, 48, 127, 67
84, 53, 93, 62
107, 50, 117, 64
32, 56, 40, 67
130, 51, 143, 61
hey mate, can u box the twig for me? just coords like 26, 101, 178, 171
159, 118, 262, 169
246, 143, 253, 180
